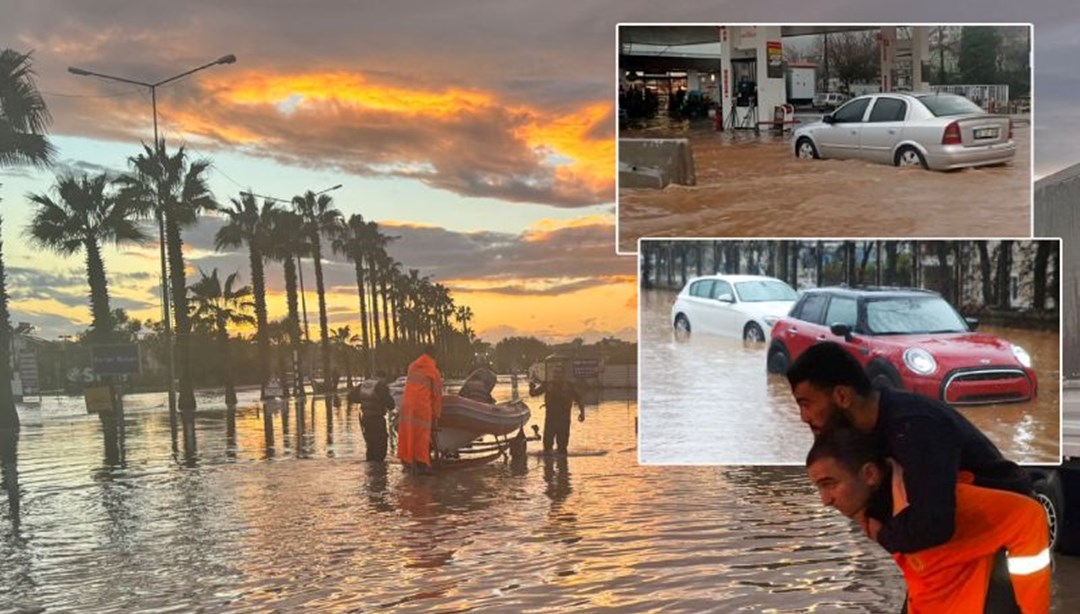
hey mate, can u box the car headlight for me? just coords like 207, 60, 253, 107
903, 348, 937, 375
763, 316, 779, 328
1011, 344, 1032, 368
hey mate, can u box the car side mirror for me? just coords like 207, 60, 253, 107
716, 293, 735, 303
965, 317, 979, 331
830, 323, 854, 342
822, 114, 836, 124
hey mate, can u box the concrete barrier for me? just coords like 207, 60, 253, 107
618, 139, 695, 189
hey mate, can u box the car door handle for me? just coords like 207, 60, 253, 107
816, 335, 827, 340
888, 129, 896, 134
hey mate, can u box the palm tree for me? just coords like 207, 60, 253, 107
118, 140, 216, 451
292, 191, 342, 393
456, 305, 474, 339
266, 210, 308, 395
188, 269, 254, 406
0, 49, 54, 430
26, 173, 147, 341
330, 326, 355, 389
332, 214, 377, 376
215, 192, 277, 397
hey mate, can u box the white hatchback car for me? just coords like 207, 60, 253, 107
670, 275, 798, 342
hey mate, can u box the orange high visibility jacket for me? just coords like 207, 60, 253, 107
396, 354, 444, 467
894, 482, 1050, 614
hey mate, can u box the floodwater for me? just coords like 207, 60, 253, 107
1, 377, 1072, 611
617, 123, 1031, 252
639, 289, 1060, 465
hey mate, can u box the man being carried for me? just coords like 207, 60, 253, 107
787, 341, 1032, 554
807, 426, 1050, 613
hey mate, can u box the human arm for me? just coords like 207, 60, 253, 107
875, 418, 959, 553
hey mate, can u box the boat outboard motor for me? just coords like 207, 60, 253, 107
459, 368, 498, 404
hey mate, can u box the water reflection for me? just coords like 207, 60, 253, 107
640, 288, 1060, 464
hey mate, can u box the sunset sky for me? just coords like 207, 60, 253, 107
2, 1, 1078, 343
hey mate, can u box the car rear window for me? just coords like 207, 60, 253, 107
915, 94, 985, 117
865, 296, 968, 334
735, 280, 797, 302
868, 98, 907, 122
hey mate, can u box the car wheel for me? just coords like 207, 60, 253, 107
866, 361, 902, 391
895, 146, 928, 169
743, 322, 766, 343
1032, 476, 1063, 552
766, 342, 790, 374
674, 314, 691, 339
796, 138, 819, 159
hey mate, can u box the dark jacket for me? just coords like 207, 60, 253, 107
871, 387, 1031, 554
349, 379, 395, 415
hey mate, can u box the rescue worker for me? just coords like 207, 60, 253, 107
397, 345, 443, 475
806, 426, 1050, 614
529, 363, 584, 456
348, 371, 395, 462
786, 342, 1032, 554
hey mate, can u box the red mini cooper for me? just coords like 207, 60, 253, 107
766, 287, 1037, 405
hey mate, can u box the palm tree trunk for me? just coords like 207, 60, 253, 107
390, 291, 400, 343
220, 320, 236, 406
311, 238, 332, 394
353, 260, 370, 376
164, 215, 197, 454
249, 246, 269, 396
368, 256, 382, 348
0, 217, 18, 430
84, 238, 113, 342
380, 275, 391, 346
284, 254, 303, 394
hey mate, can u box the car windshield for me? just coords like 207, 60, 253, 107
735, 280, 798, 302
865, 296, 968, 334
916, 94, 985, 117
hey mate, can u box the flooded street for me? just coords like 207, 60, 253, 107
639, 289, 1060, 465
0, 375, 1072, 611
617, 124, 1031, 252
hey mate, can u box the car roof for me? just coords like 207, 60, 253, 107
686, 274, 786, 284
802, 285, 941, 299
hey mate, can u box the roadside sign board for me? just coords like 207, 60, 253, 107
91, 344, 141, 376
84, 385, 113, 414
17, 348, 39, 395
572, 358, 601, 379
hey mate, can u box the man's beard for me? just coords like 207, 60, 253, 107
818, 408, 855, 437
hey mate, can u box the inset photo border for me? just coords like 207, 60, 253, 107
616, 24, 1034, 254
636, 238, 1062, 466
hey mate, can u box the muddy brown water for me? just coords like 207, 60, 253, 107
639, 289, 1060, 465
618, 125, 1031, 252
1, 375, 1072, 611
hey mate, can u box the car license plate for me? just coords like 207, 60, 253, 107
973, 127, 998, 140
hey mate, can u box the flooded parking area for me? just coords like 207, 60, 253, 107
638, 289, 1060, 465
617, 123, 1031, 252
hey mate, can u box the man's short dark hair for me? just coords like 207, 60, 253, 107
806, 425, 883, 475
786, 341, 873, 395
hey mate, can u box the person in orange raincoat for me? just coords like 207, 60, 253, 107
397, 345, 444, 474
807, 427, 1050, 614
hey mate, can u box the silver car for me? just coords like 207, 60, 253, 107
793, 93, 1015, 170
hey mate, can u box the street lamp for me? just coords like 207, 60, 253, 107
68, 54, 237, 447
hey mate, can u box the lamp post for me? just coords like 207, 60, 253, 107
69, 55, 237, 451
238, 184, 342, 395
